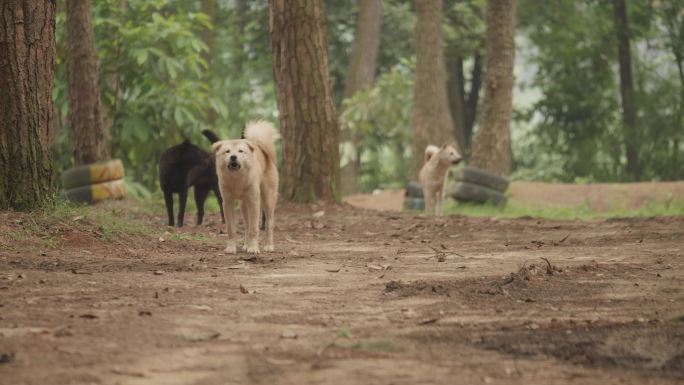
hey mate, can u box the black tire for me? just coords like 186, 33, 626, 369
403, 197, 425, 211
62, 179, 127, 204
453, 166, 509, 192
61, 159, 125, 190
404, 181, 424, 198
449, 181, 507, 205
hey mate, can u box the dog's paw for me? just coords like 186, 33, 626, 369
224, 243, 237, 254
262, 244, 274, 252
245, 245, 260, 255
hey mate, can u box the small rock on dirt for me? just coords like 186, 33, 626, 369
239, 285, 249, 294
325, 267, 341, 273
0, 353, 15, 365
280, 331, 298, 339
153, 270, 164, 275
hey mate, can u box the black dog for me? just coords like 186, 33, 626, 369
159, 131, 223, 227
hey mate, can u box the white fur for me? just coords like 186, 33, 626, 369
213, 121, 279, 254
418, 144, 462, 216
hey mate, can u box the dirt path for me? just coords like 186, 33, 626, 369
344, 181, 684, 212
1, 202, 683, 384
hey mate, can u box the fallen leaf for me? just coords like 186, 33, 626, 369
312, 210, 325, 218
239, 285, 248, 294
79, 314, 98, 320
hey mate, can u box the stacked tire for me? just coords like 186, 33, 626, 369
61, 159, 127, 204
450, 166, 508, 205
403, 181, 425, 211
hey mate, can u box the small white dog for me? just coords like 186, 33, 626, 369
418, 144, 462, 216
212, 121, 279, 254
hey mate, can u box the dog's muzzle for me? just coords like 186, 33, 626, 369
228, 161, 241, 171
452, 158, 463, 165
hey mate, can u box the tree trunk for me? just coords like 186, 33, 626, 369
613, 0, 640, 181
447, 52, 483, 159
469, 0, 516, 176
270, 0, 340, 202
447, 55, 467, 153
66, 0, 109, 166
340, 0, 382, 196
464, 52, 482, 154
0, 0, 57, 210
200, 0, 218, 128
412, 0, 457, 178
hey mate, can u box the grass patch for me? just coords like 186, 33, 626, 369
0, 199, 158, 251
442, 198, 684, 220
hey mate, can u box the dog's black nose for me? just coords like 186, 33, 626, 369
230, 155, 237, 161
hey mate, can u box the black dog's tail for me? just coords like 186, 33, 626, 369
201, 129, 221, 144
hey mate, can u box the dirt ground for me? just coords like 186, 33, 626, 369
1, 198, 683, 385
344, 181, 684, 212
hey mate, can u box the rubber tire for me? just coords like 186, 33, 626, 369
453, 166, 509, 192
62, 179, 127, 204
61, 159, 125, 190
404, 181, 424, 198
450, 181, 507, 205
403, 197, 425, 211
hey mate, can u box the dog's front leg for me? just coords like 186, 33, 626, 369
436, 187, 445, 216
223, 199, 238, 254
243, 194, 261, 254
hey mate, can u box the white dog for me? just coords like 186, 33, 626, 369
212, 121, 279, 254
418, 144, 462, 216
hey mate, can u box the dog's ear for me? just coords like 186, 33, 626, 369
212, 141, 223, 154
440, 143, 448, 150
245, 140, 256, 153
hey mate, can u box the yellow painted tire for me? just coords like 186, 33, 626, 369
62, 179, 127, 204
61, 159, 125, 190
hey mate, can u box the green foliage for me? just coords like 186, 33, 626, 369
516, 0, 684, 182
340, 60, 415, 191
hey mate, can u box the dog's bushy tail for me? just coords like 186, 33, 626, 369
243, 120, 278, 161
201, 129, 221, 144
424, 145, 439, 163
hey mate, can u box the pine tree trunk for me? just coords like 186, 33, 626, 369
411, 0, 455, 179
447, 52, 483, 159
66, 0, 109, 166
613, 0, 641, 181
0, 0, 57, 210
469, 0, 516, 176
200, 0, 218, 128
270, 0, 340, 202
464, 52, 482, 154
412, 0, 457, 178
447, 55, 467, 153
340, 0, 382, 196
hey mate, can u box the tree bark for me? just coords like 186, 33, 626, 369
469, 0, 516, 176
412, 0, 457, 178
447, 55, 466, 153
447, 52, 483, 159
340, 0, 382, 196
0, 0, 57, 210
612, 0, 640, 181
200, 0, 218, 128
270, 0, 340, 202
66, 0, 109, 166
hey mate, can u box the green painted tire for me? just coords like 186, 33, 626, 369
405, 181, 424, 198
403, 197, 425, 211
449, 181, 507, 205
62, 179, 127, 204
61, 159, 125, 190
453, 166, 509, 192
